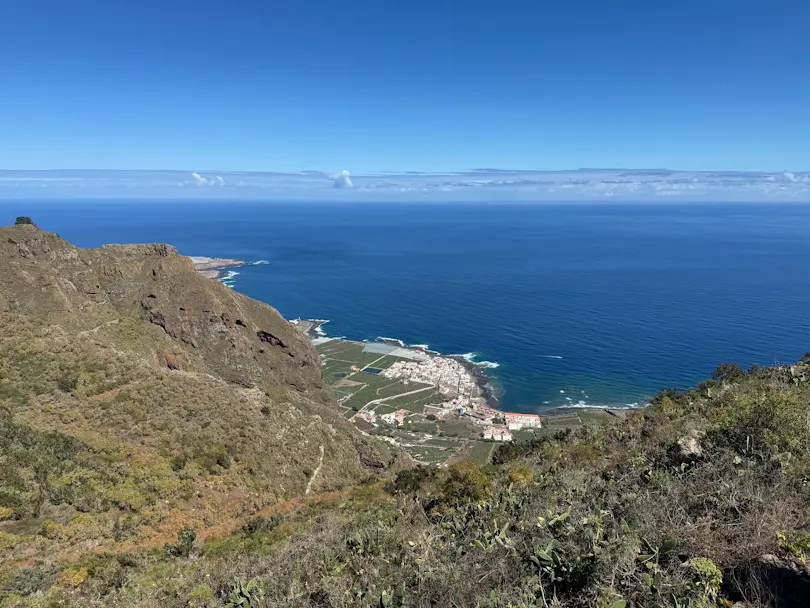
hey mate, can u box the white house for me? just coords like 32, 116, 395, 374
504, 413, 542, 431
482, 426, 513, 441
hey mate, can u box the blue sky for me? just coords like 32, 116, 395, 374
1, 0, 808, 175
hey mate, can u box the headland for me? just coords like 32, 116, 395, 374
190, 255, 245, 280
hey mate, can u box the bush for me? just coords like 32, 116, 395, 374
441, 461, 491, 504
507, 465, 533, 486
390, 465, 436, 494
165, 527, 196, 558
712, 362, 744, 383
4, 564, 58, 596
685, 557, 723, 595
241, 514, 282, 535
14, 216, 35, 226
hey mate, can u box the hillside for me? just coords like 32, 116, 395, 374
7, 358, 803, 608
0, 222, 391, 572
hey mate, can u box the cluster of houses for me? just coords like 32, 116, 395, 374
503, 412, 543, 431
381, 357, 485, 409
482, 426, 514, 441
481, 412, 542, 441
357, 352, 544, 444
361, 404, 542, 443
380, 409, 410, 426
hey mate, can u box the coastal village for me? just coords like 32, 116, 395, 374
296, 322, 613, 465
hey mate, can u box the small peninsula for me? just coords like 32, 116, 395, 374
189, 255, 244, 279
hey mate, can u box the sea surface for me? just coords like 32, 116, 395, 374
4, 201, 810, 413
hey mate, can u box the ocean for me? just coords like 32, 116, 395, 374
4, 200, 810, 413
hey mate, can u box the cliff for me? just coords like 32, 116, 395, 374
0, 223, 390, 566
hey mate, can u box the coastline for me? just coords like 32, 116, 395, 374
190, 256, 245, 281
295, 321, 502, 412
292, 318, 639, 417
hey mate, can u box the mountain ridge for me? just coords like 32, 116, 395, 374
0, 222, 391, 569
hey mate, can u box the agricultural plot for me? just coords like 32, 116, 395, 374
436, 419, 478, 439
317, 340, 366, 360
381, 388, 443, 413
468, 441, 495, 465
402, 445, 451, 464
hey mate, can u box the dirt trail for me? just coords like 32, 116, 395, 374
305, 444, 325, 495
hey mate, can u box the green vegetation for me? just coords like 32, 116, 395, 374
7, 360, 806, 606
468, 440, 496, 465
5, 225, 810, 606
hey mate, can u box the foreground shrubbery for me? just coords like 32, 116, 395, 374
3, 361, 810, 607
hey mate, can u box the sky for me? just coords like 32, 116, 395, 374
1, 0, 809, 178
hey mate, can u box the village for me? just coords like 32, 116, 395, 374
317, 337, 543, 443
374, 356, 543, 441
311, 335, 613, 464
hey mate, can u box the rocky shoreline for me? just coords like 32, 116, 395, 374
447, 354, 503, 409
189, 256, 245, 279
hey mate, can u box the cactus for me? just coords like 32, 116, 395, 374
225, 579, 264, 608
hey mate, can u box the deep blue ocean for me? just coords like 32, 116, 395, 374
3, 201, 810, 413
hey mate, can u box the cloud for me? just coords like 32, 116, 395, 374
191, 172, 226, 187
331, 170, 353, 188
2, 168, 810, 201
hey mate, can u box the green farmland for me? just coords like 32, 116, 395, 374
316, 338, 614, 465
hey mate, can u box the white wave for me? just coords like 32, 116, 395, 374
252, 260, 269, 265
543, 401, 549, 404
377, 336, 406, 347
448, 352, 501, 367
219, 270, 240, 287
409, 343, 431, 350
556, 402, 641, 410
543, 355, 564, 359
559, 390, 565, 394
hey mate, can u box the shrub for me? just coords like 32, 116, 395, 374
390, 465, 436, 494
14, 216, 35, 226
507, 465, 533, 486
712, 362, 744, 383
242, 514, 282, 535
165, 527, 196, 557
58, 567, 89, 587
441, 461, 491, 504
4, 564, 58, 596
685, 557, 723, 596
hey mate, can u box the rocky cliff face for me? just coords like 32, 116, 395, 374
0, 223, 390, 563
